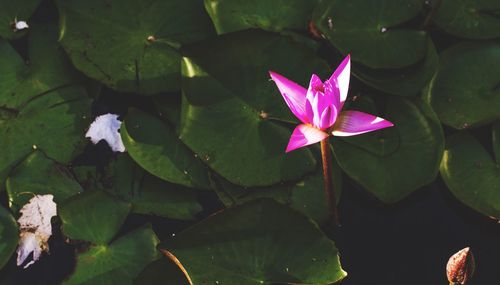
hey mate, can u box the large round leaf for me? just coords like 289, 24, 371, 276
59, 190, 131, 245
213, 147, 342, 225
494, 121, 500, 162
353, 38, 438, 97
0, 0, 41, 39
433, 0, 500, 39
134, 258, 190, 285
333, 97, 444, 203
313, 0, 427, 68
0, 205, 18, 270
106, 154, 203, 221
159, 199, 346, 285
6, 150, 83, 213
204, 0, 318, 34
121, 108, 210, 188
64, 225, 160, 285
56, 0, 215, 94
180, 30, 327, 187
425, 42, 500, 129
440, 130, 500, 219
0, 24, 91, 185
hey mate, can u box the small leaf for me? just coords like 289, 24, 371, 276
64, 225, 160, 285
59, 191, 131, 245
6, 150, 83, 213
121, 108, 211, 188
313, 0, 427, 68
440, 131, 500, 219
204, 0, 319, 34
56, 0, 215, 94
333, 97, 444, 203
106, 155, 203, 220
425, 42, 500, 129
433, 0, 500, 39
353, 38, 438, 97
16, 194, 57, 268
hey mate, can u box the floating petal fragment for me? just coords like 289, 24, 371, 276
15, 21, 29, 31
16, 194, 57, 268
85, 114, 126, 152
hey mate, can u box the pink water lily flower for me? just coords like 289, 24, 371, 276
269, 55, 394, 153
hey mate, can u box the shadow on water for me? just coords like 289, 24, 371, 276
327, 176, 500, 285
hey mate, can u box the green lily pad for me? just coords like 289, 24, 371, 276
180, 30, 328, 187
6, 150, 83, 213
0, 24, 91, 186
433, 0, 500, 39
59, 190, 131, 245
134, 258, 190, 285
56, 0, 215, 94
494, 121, 500, 162
204, 0, 318, 34
353, 38, 438, 97
289, 158, 342, 224
159, 199, 346, 285
106, 155, 203, 221
121, 108, 211, 189
0, 205, 18, 270
313, 0, 427, 68
333, 97, 444, 204
152, 94, 182, 132
0, 0, 41, 39
213, 147, 342, 225
425, 42, 500, 129
64, 225, 160, 285
440, 130, 500, 219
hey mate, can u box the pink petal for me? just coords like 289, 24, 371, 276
286, 124, 328, 153
331, 110, 394, 137
319, 104, 338, 130
269, 71, 309, 123
328, 55, 351, 109
305, 74, 339, 129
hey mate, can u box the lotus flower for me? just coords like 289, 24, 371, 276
269, 55, 394, 152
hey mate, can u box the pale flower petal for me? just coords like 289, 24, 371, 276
15, 21, 29, 31
328, 55, 351, 108
286, 124, 328, 153
332, 110, 394, 136
16, 195, 57, 269
269, 71, 309, 124
85, 113, 126, 152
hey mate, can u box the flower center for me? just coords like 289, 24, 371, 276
313, 84, 325, 93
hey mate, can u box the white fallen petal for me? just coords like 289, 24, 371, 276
16, 195, 57, 269
85, 113, 126, 152
16, 232, 41, 269
15, 21, 29, 31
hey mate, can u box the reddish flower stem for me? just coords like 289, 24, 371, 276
320, 138, 340, 226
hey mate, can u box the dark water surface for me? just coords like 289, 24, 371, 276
331, 178, 500, 285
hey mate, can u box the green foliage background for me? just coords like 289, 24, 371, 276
0, 0, 499, 284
